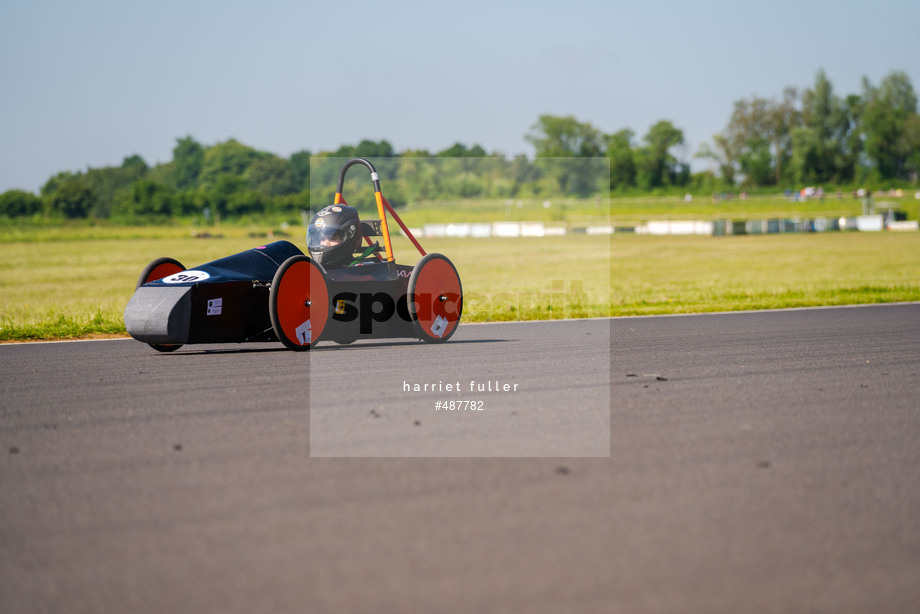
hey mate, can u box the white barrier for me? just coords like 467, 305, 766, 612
520, 222, 546, 237
856, 215, 884, 232
586, 225, 614, 235
470, 223, 492, 237
492, 222, 521, 237
641, 220, 713, 235
888, 220, 919, 231
412, 217, 915, 239
445, 223, 471, 237
423, 224, 447, 237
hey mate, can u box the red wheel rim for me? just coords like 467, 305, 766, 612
275, 258, 329, 348
145, 262, 183, 283
409, 255, 462, 342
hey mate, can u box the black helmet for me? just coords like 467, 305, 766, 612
307, 205, 362, 268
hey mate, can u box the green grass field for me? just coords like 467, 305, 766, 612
1, 221, 918, 342
609, 232, 920, 314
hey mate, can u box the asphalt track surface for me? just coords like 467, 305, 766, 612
2, 304, 919, 613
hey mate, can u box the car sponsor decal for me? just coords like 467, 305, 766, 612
162, 270, 210, 284
207, 298, 222, 316
314, 218, 325, 227
295, 319, 311, 345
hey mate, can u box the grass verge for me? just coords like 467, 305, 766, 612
1, 227, 918, 342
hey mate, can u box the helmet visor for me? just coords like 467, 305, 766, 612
308, 221, 356, 251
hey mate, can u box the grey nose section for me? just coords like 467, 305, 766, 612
124, 286, 193, 344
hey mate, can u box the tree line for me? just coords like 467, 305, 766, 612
1, 69, 916, 221
698, 70, 919, 188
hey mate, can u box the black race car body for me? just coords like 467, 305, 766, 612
124, 240, 302, 347
124, 158, 462, 352
323, 260, 416, 343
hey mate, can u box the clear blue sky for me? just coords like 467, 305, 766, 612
1, 0, 918, 193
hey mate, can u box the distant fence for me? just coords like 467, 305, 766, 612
405, 216, 917, 239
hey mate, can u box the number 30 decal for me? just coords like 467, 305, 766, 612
162, 270, 211, 284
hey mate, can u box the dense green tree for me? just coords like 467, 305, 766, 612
0, 190, 43, 217
706, 90, 799, 187
173, 136, 204, 189
636, 120, 687, 190
113, 180, 176, 219
437, 143, 467, 157
526, 115, 603, 157
790, 70, 854, 184
289, 150, 312, 191
41, 171, 82, 197
739, 137, 774, 187
436, 142, 488, 157
46, 179, 95, 218
903, 113, 920, 180
17, 72, 920, 225
247, 156, 296, 196
508, 154, 542, 189
837, 93, 866, 182
526, 115, 604, 195
210, 173, 248, 216
334, 139, 395, 159
861, 71, 918, 180
400, 149, 433, 157
698, 70, 915, 188
694, 136, 737, 186
82, 155, 150, 217
605, 129, 636, 190
767, 88, 800, 184
199, 139, 269, 188
727, 96, 776, 186
226, 190, 266, 217
122, 154, 148, 173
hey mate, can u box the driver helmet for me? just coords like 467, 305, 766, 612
307, 205, 361, 268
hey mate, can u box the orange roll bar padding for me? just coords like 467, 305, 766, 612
374, 191, 395, 262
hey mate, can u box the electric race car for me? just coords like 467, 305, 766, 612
124, 158, 463, 351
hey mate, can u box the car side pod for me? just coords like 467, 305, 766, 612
269, 255, 331, 351
124, 285, 193, 347
124, 256, 188, 352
